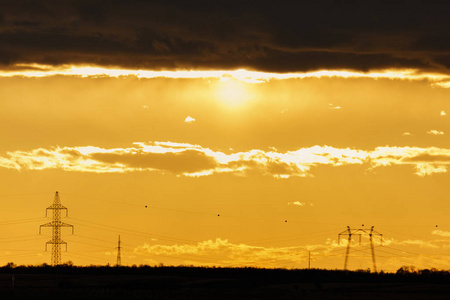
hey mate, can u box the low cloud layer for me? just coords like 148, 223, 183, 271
1, 1, 450, 74
134, 238, 305, 267
132, 234, 450, 268
2, 141, 450, 177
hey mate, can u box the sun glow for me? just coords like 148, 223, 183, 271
216, 77, 250, 106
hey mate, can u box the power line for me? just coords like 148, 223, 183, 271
68, 217, 197, 244
65, 192, 344, 226
63, 193, 142, 208
0, 217, 47, 226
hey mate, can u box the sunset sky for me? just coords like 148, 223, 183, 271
1, 1, 450, 272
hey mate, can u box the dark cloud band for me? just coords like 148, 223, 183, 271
1, 1, 450, 72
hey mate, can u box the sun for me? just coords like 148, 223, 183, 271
216, 77, 249, 106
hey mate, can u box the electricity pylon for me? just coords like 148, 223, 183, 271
116, 235, 122, 266
39, 191, 74, 266
338, 226, 382, 272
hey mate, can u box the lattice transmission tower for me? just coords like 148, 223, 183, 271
338, 226, 382, 272
39, 191, 74, 266
116, 235, 121, 266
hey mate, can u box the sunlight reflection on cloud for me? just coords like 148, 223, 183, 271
1, 142, 450, 177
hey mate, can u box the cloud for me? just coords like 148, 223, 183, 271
184, 116, 195, 123
134, 238, 306, 267
432, 230, 450, 237
287, 201, 313, 207
132, 235, 450, 268
401, 153, 450, 163
289, 201, 305, 206
432, 81, 450, 88
414, 163, 447, 176
1, 142, 450, 177
427, 130, 445, 135
370, 146, 450, 176
3, 65, 450, 86
328, 104, 341, 110
1, 2, 450, 74
90, 150, 216, 174
395, 239, 440, 249
441, 111, 447, 116
403, 132, 413, 136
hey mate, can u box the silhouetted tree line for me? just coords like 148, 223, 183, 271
1, 262, 450, 284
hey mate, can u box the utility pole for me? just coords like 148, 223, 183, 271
369, 226, 377, 272
308, 251, 311, 269
343, 226, 352, 270
40, 191, 74, 266
338, 226, 382, 272
116, 235, 122, 266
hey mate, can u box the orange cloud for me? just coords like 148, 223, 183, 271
1, 142, 450, 177
134, 238, 313, 267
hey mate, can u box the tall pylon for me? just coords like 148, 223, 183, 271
40, 191, 74, 266
338, 226, 382, 272
116, 235, 121, 266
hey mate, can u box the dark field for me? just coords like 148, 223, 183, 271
1, 266, 449, 299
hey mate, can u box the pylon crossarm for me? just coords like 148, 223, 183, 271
46, 206, 67, 210
39, 222, 54, 234
40, 222, 54, 227
60, 222, 74, 234
59, 240, 68, 251
338, 229, 351, 235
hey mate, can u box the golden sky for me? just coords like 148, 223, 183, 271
2, 0, 450, 272
1, 66, 450, 271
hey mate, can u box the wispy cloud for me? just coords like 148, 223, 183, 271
328, 103, 341, 110
395, 239, 440, 249
403, 132, 413, 136
432, 230, 450, 237
289, 201, 305, 206
132, 235, 450, 268
134, 238, 306, 267
427, 130, 445, 136
433, 82, 450, 89
287, 201, 313, 207
2, 142, 450, 177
